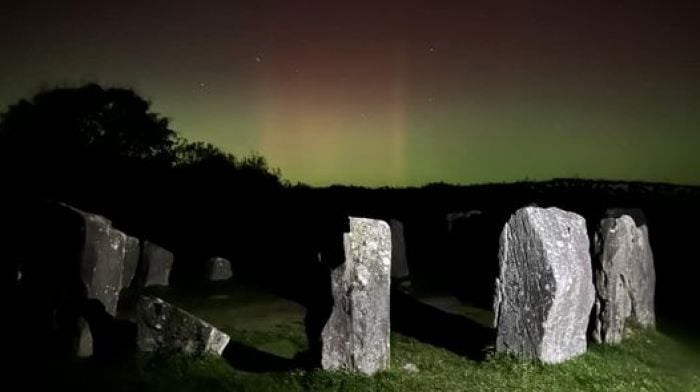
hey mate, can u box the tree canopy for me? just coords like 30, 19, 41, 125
0, 84, 177, 169
0, 83, 282, 201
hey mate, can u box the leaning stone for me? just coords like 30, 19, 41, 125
494, 207, 594, 364
137, 241, 173, 287
206, 257, 233, 281
593, 210, 656, 344
321, 217, 391, 375
122, 236, 140, 289
135, 295, 230, 355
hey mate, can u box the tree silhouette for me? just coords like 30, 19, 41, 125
0, 84, 176, 170
0, 84, 182, 204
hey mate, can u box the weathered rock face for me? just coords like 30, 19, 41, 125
206, 257, 233, 281
67, 205, 127, 316
593, 210, 656, 344
321, 217, 391, 375
138, 241, 173, 287
135, 295, 230, 355
389, 219, 410, 280
494, 207, 594, 364
122, 236, 140, 289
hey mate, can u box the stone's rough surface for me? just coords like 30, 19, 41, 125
122, 236, 140, 289
206, 257, 233, 281
593, 210, 656, 344
321, 217, 391, 375
64, 204, 127, 316
494, 207, 594, 364
135, 295, 230, 355
389, 219, 409, 280
138, 241, 173, 287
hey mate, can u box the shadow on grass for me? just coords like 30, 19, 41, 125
391, 289, 495, 361
222, 341, 297, 373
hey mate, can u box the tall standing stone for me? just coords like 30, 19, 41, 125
494, 207, 594, 364
593, 209, 655, 344
65, 205, 127, 316
137, 241, 173, 287
321, 217, 391, 375
389, 219, 410, 283
122, 236, 140, 290
16, 203, 127, 358
206, 256, 233, 281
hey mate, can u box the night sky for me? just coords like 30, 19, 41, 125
1, 1, 699, 186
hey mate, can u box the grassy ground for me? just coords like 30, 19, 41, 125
28, 285, 700, 392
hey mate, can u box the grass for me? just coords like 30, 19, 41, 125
20, 286, 700, 392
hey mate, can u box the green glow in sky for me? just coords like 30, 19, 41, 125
1, 1, 699, 187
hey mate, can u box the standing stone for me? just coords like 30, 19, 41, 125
122, 236, 140, 290
493, 207, 594, 364
206, 257, 233, 281
135, 295, 230, 355
64, 205, 127, 316
321, 217, 391, 375
389, 219, 410, 281
138, 241, 173, 287
76, 317, 94, 358
593, 209, 656, 344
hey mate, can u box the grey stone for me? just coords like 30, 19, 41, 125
62, 204, 127, 316
122, 236, 140, 289
494, 207, 594, 364
76, 317, 93, 358
389, 219, 410, 280
206, 256, 233, 281
321, 217, 391, 375
138, 241, 173, 287
593, 210, 656, 344
135, 295, 230, 355
402, 363, 419, 373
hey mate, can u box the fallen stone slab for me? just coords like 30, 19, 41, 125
135, 295, 230, 355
